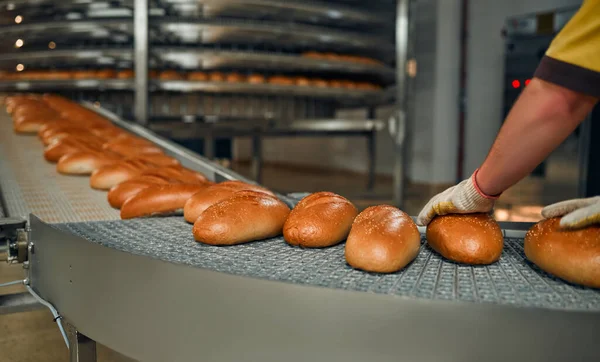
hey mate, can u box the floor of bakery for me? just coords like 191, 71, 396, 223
0, 142, 580, 362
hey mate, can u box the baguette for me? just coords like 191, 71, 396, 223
120, 183, 209, 219
283, 192, 358, 248
345, 205, 420, 273
192, 191, 291, 245
183, 180, 274, 223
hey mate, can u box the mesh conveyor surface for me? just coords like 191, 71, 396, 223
0, 110, 121, 223
54, 217, 600, 312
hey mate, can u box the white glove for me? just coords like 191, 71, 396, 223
541, 196, 600, 229
417, 170, 499, 226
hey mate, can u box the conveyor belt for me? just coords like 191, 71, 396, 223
0, 109, 120, 223
53, 216, 600, 312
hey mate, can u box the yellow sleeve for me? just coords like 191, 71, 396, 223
534, 0, 600, 97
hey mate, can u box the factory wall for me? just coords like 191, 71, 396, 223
462, 0, 582, 179
234, 0, 582, 185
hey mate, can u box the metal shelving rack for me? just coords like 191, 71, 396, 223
0, 0, 409, 204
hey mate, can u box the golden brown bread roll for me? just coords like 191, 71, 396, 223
159, 70, 183, 80
302, 51, 324, 59
183, 180, 274, 223
102, 142, 164, 157
283, 192, 358, 248
329, 80, 344, 88
107, 176, 169, 209
247, 74, 266, 84
188, 72, 208, 81
90, 159, 156, 190
120, 183, 209, 219
310, 78, 328, 88
13, 115, 65, 134
524, 217, 600, 288
95, 69, 117, 79
90, 155, 180, 190
268, 75, 294, 86
209, 72, 225, 82
192, 190, 291, 245
116, 70, 134, 79
107, 167, 209, 208
72, 70, 98, 80
44, 136, 104, 163
56, 150, 122, 175
426, 213, 503, 265
226, 72, 246, 83
294, 77, 311, 87
345, 205, 420, 273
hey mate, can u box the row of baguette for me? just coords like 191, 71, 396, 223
0, 70, 382, 91
7, 94, 599, 287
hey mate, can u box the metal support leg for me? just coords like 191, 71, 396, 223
204, 134, 215, 160
392, 0, 413, 207
367, 132, 376, 192
69, 331, 97, 362
134, 0, 149, 125
251, 132, 263, 184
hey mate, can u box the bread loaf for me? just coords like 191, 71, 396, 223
426, 213, 503, 265
193, 191, 291, 245
345, 205, 420, 273
107, 176, 169, 209
120, 183, 209, 219
56, 151, 122, 175
524, 217, 600, 288
188, 72, 207, 81
283, 192, 357, 248
103, 142, 164, 157
90, 159, 156, 190
183, 180, 274, 223
44, 136, 104, 162
107, 167, 209, 208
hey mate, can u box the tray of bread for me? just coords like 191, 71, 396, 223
3, 94, 600, 314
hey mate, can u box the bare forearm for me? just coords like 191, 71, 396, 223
476, 78, 597, 196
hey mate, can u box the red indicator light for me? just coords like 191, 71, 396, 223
525, 79, 531, 86
511, 80, 521, 89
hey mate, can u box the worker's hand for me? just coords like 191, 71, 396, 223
416, 170, 499, 226
541, 196, 600, 229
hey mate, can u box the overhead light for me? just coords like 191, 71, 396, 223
14, 15, 22, 23
15, 39, 23, 48
7, 3, 15, 11
16, 64, 24, 72
48, 41, 56, 49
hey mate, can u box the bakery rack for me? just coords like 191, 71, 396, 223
0, 0, 408, 202
0, 102, 599, 362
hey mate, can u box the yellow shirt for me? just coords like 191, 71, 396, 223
534, 0, 600, 97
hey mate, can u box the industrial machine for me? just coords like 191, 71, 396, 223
1, 2, 599, 362
0, 0, 399, 196
0, 102, 599, 362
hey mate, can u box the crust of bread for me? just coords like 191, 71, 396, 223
192, 190, 290, 245
283, 192, 358, 248
345, 205, 420, 273
120, 183, 209, 219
